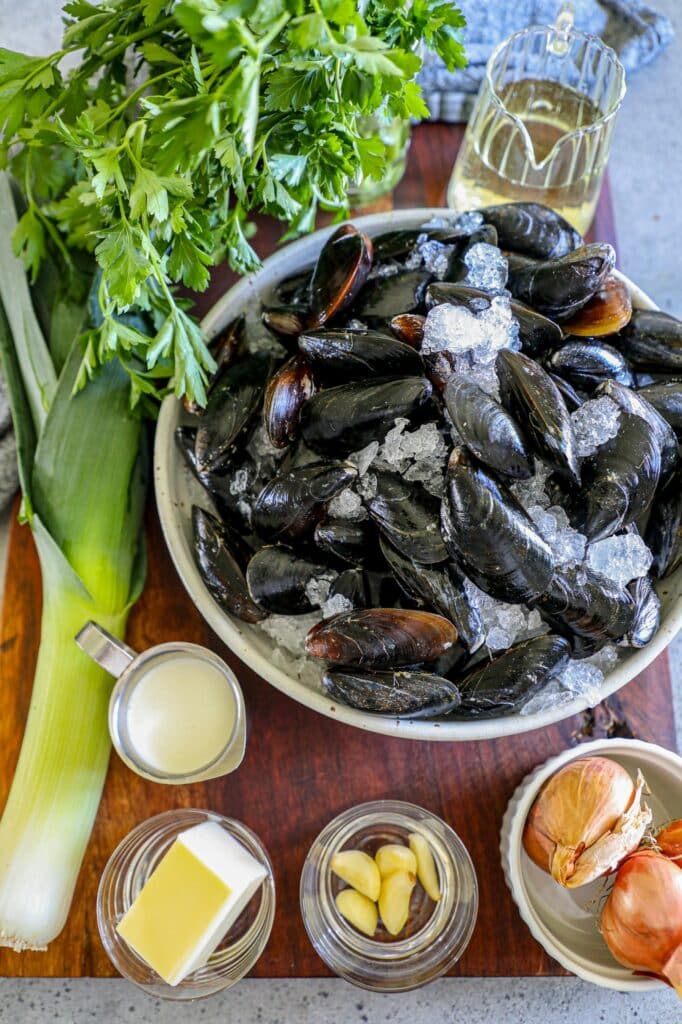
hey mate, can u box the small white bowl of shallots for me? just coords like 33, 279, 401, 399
500, 738, 682, 993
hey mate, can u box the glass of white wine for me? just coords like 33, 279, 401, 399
448, 5, 626, 235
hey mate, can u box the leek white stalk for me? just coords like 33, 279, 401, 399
0, 173, 146, 949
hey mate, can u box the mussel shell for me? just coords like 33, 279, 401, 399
644, 465, 682, 579
549, 373, 583, 411
531, 564, 637, 647
453, 635, 571, 718
560, 275, 632, 337
305, 608, 457, 668
209, 314, 246, 384
194, 351, 273, 473
389, 313, 425, 348
275, 265, 314, 307
570, 411, 662, 541
252, 460, 357, 541
549, 340, 634, 392
177, 427, 256, 532
625, 576, 661, 648
314, 518, 376, 567
613, 309, 682, 372
323, 669, 461, 718
595, 380, 678, 479
246, 544, 331, 614
366, 470, 448, 565
496, 349, 581, 484
444, 377, 533, 479
479, 203, 582, 260
192, 506, 266, 623
329, 568, 406, 610
352, 269, 432, 323
637, 381, 682, 437
300, 376, 434, 456
262, 306, 305, 340
425, 281, 563, 357
380, 537, 485, 653
371, 228, 463, 263
298, 329, 424, 384
506, 243, 616, 321
308, 225, 373, 328
441, 447, 555, 604
263, 354, 315, 449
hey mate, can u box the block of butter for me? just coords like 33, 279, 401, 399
116, 821, 267, 986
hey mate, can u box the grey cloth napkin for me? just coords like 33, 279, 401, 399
418, 0, 674, 121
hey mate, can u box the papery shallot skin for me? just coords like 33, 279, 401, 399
522, 756, 651, 888
658, 820, 682, 861
601, 850, 682, 995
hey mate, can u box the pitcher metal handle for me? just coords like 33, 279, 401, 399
75, 621, 138, 678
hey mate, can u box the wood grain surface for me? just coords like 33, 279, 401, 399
0, 123, 674, 979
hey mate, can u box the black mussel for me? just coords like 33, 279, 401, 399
176, 425, 203, 479
314, 518, 377, 567
644, 466, 682, 579
178, 427, 255, 531
279, 438, 320, 473
453, 635, 571, 718
194, 351, 273, 473
252, 460, 357, 541
328, 568, 406, 610
300, 376, 433, 456
625, 576, 661, 648
425, 281, 563, 357
246, 544, 332, 615
380, 537, 485, 652
595, 380, 678, 478
497, 349, 581, 484
366, 470, 448, 565
570, 411, 661, 541
305, 608, 458, 668
637, 381, 682, 438
298, 328, 424, 385
531, 564, 637, 648
209, 314, 246, 385
444, 377, 533, 479
549, 373, 583, 411
371, 228, 463, 264
389, 313, 425, 348
192, 506, 266, 623
506, 243, 616, 321
323, 669, 461, 718
263, 354, 315, 449
352, 269, 432, 323
549, 340, 634, 392
613, 309, 682, 372
275, 265, 314, 308
446, 226, 499, 284
441, 447, 554, 604
634, 372, 682, 387
560, 276, 632, 337
308, 225, 373, 328
479, 203, 582, 260
262, 305, 305, 340
505, 252, 537, 275
433, 640, 472, 678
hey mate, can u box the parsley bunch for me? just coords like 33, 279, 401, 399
0, 0, 465, 407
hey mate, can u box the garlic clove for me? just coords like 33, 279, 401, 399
408, 833, 441, 901
378, 869, 416, 936
335, 888, 378, 937
375, 844, 417, 879
330, 850, 381, 901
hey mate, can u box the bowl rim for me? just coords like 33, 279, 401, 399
153, 207, 682, 742
499, 736, 682, 990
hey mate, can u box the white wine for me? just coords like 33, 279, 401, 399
449, 79, 608, 236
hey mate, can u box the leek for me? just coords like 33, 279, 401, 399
0, 172, 146, 949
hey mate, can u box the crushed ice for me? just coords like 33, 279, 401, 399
327, 487, 367, 521
586, 533, 653, 586
405, 233, 455, 280
305, 571, 338, 608
461, 242, 508, 292
571, 396, 621, 457
374, 418, 449, 496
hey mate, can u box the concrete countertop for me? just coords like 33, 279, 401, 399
0, 1, 680, 1020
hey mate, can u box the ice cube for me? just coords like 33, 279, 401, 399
321, 593, 354, 619
511, 460, 552, 510
304, 571, 338, 608
453, 211, 484, 233
260, 612, 322, 655
357, 472, 378, 502
571, 396, 621, 457
462, 242, 508, 293
349, 441, 380, 477
405, 233, 455, 279
327, 487, 367, 521
530, 503, 586, 566
422, 294, 518, 374
586, 644, 619, 672
345, 318, 367, 331
368, 260, 401, 280
556, 659, 605, 706
586, 533, 653, 586
520, 679, 575, 716
485, 626, 512, 651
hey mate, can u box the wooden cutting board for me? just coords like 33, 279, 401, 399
0, 124, 676, 979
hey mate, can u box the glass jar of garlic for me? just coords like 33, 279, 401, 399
299, 801, 478, 991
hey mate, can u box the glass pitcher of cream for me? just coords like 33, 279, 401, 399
448, 4, 626, 234
76, 622, 246, 784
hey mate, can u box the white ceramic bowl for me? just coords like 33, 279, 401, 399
500, 737, 682, 991
154, 208, 682, 742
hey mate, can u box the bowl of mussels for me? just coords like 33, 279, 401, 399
154, 204, 682, 741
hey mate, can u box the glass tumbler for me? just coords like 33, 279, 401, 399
448, 6, 626, 234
